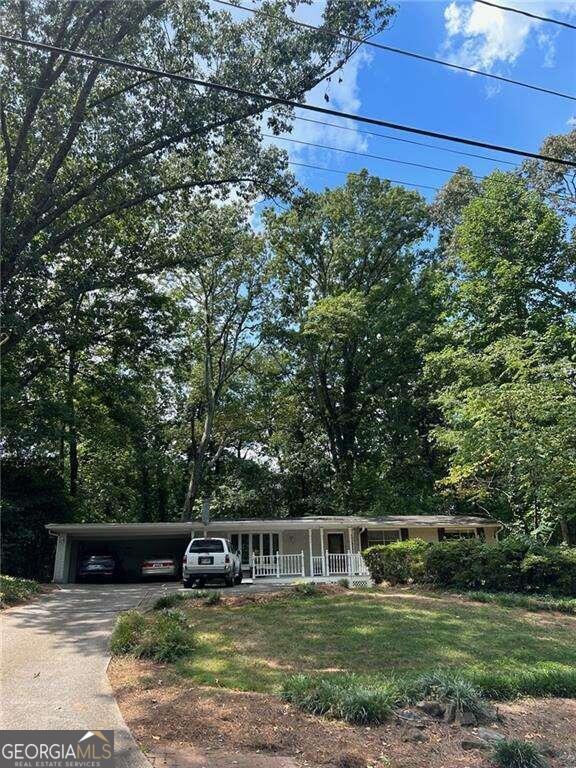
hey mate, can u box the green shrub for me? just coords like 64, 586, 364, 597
291, 581, 319, 596
282, 674, 398, 724
110, 610, 147, 654
153, 593, 186, 610
468, 663, 576, 701
491, 739, 548, 768
137, 609, 194, 662
406, 670, 490, 718
0, 575, 42, 607
203, 590, 221, 605
111, 609, 194, 662
423, 539, 487, 589
419, 537, 574, 596
466, 590, 576, 616
362, 539, 429, 585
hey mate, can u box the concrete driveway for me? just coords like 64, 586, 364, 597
0, 583, 178, 768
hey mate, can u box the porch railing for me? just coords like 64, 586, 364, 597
252, 552, 305, 579
253, 551, 369, 578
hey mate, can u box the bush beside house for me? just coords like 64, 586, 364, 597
363, 538, 576, 597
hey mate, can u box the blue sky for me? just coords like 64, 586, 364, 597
264, 0, 576, 201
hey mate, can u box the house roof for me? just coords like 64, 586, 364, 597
46, 514, 500, 538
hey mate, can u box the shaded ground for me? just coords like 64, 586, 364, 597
0, 583, 176, 768
110, 656, 576, 767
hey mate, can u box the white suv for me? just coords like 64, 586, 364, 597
182, 537, 243, 588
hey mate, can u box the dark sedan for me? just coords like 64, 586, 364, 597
77, 554, 117, 580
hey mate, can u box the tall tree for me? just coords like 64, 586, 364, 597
265, 171, 439, 511
172, 207, 271, 519
427, 171, 576, 542
1, 0, 393, 358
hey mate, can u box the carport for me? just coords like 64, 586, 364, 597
47, 522, 199, 583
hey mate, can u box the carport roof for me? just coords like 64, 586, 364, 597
46, 515, 499, 537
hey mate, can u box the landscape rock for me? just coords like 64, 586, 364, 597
395, 709, 426, 725
415, 700, 445, 718
455, 708, 477, 727
443, 702, 456, 723
461, 737, 490, 751
475, 728, 505, 743
402, 727, 428, 743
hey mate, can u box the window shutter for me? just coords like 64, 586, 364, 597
360, 530, 369, 550
400, 528, 409, 541
437, 527, 445, 541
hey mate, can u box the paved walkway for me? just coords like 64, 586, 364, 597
0, 583, 176, 768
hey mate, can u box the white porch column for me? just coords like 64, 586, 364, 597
347, 528, 353, 575
301, 550, 306, 577
347, 527, 353, 552
53, 533, 68, 583
319, 528, 326, 575
308, 529, 314, 578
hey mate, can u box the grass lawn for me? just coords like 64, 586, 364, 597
175, 590, 576, 693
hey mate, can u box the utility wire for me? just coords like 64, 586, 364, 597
212, 0, 576, 102
292, 115, 517, 166
266, 133, 486, 179
288, 160, 441, 192
2, 34, 575, 167
474, 0, 576, 30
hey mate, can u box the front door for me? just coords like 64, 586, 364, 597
327, 532, 345, 554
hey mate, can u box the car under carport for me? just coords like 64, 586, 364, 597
47, 522, 199, 583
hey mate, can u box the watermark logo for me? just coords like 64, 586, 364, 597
0, 730, 114, 768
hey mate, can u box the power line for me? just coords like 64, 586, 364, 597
2, 34, 575, 168
212, 0, 576, 102
292, 115, 517, 166
265, 133, 486, 179
474, 0, 576, 30
288, 160, 441, 192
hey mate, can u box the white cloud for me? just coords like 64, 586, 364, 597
261, 1, 376, 178
567, 116, 576, 127
441, 1, 576, 74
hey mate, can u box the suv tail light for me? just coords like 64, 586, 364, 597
182, 554, 187, 564
224, 554, 230, 563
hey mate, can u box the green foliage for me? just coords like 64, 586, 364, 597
465, 591, 576, 616
468, 663, 576, 701
110, 611, 147, 655
0, 462, 73, 580
405, 670, 490, 718
491, 740, 548, 768
282, 674, 398, 724
291, 581, 320, 596
363, 539, 429, 585
421, 539, 575, 596
0, 575, 42, 608
203, 591, 222, 606
111, 609, 194, 662
282, 663, 576, 726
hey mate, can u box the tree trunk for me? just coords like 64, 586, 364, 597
559, 516, 576, 547
182, 403, 214, 520
66, 351, 79, 497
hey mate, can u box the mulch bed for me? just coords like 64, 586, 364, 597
110, 657, 576, 768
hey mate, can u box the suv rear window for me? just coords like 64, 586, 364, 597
189, 539, 225, 552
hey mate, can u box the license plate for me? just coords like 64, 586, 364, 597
198, 556, 213, 565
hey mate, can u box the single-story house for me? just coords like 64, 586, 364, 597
46, 515, 500, 584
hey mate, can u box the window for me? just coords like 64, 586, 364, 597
366, 530, 400, 545
189, 538, 224, 552
443, 529, 477, 541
